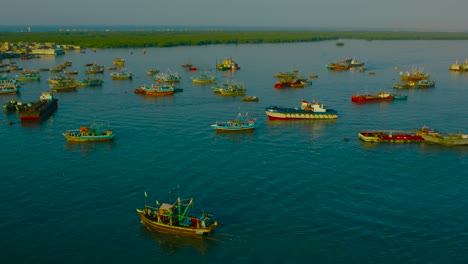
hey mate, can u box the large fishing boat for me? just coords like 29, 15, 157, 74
358, 131, 424, 143
85, 64, 105, 74
62, 121, 115, 142
19, 92, 58, 121
136, 186, 218, 238
216, 58, 240, 71
351, 92, 394, 103
211, 112, 257, 132
399, 69, 430, 81
265, 100, 338, 120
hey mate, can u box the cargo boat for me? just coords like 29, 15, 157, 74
265, 100, 338, 120
358, 131, 424, 143
19, 92, 58, 121
351, 92, 394, 103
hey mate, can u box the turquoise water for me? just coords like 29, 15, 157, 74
1, 40, 468, 263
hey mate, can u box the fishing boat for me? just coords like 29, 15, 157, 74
3, 100, 31, 112
146, 68, 160, 75
393, 81, 416, 89
416, 79, 435, 88
113, 56, 125, 66
399, 70, 430, 81
265, 100, 338, 120
62, 121, 115, 142
358, 131, 424, 143
19, 92, 58, 121
48, 75, 75, 85
0, 79, 20, 94
85, 64, 104, 74
418, 127, 468, 146
191, 74, 216, 84
0, 85, 20, 95
77, 78, 103, 87
449, 60, 461, 71
17, 70, 40, 82
274, 70, 298, 79
215, 81, 246, 96
50, 83, 77, 92
459, 59, 468, 71
110, 70, 133, 80
241, 96, 259, 102
393, 94, 408, 100
136, 186, 218, 238
63, 70, 79, 75
216, 58, 240, 71
135, 84, 175, 96
348, 59, 365, 67
326, 63, 350, 71
211, 112, 257, 133
351, 92, 394, 103
154, 71, 181, 82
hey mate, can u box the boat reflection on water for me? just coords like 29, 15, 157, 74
139, 226, 213, 255
64, 141, 115, 157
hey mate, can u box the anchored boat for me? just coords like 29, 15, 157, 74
211, 112, 256, 132
265, 100, 338, 120
19, 92, 58, 121
136, 186, 218, 238
62, 121, 115, 142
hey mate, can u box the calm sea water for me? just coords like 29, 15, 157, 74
1, 40, 468, 263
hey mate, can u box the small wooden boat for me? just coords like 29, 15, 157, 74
77, 78, 103, 87
110, 70, 133, 80
211, 112, 256, 132
136, 186, 218, 238
309, 75, 318, 79
62, 121, 115, 142
393, 94, 408, 100
242, 96, 259, 102
191, 74, 216, 84
146, 68, 160, 75
113, 56, 125, 67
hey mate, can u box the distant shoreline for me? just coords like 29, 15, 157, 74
2, 30, 468, 49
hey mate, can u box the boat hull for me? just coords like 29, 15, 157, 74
211, 125, 255, 133
358, 132, 424, 143
62, 133, 115, 142
136, 209, 216, 238
422, 134, 468, 146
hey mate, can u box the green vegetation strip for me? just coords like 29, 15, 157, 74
1, 30, 468, 48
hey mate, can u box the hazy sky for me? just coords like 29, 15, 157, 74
2, 0, 468, 31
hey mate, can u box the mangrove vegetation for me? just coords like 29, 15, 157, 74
2, 30, 468, 48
